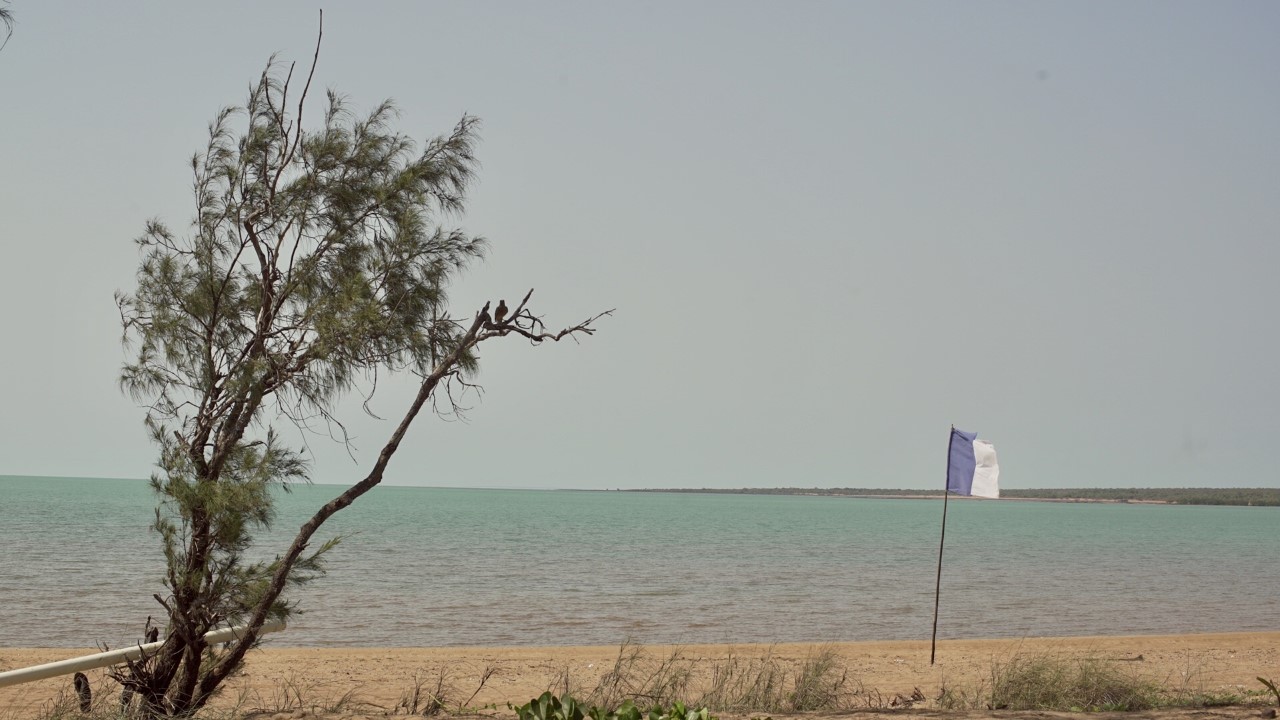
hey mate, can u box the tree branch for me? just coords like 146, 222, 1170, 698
197, 299, 606, 701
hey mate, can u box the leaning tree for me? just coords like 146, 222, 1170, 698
115, 30, 608, 716
1, 1, 14, 50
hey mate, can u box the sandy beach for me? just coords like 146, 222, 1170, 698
3, 633, 1278, 719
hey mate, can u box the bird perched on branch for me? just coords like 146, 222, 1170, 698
494, 299, 508, 325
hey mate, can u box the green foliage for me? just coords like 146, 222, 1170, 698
589, 699, 643, 720
118, 49, 488, 639
111, 24, 606, 712
647, 700, 713, 720
1260, 676, 1280, 707
510, 693, 715, 720
511, 692, 586, 720
112, 33, 492, 716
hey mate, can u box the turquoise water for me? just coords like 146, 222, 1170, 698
1, 476, 1276, 648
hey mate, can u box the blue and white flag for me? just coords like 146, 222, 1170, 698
947, 427, 1000, 499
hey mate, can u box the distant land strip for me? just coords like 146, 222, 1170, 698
625, 487, 1280, 506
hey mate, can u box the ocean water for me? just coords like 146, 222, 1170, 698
0, 476, 1276, 649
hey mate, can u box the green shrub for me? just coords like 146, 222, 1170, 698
512, 692, 714, 720
512, 691, 587, 720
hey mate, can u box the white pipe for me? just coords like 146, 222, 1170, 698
0, 620, 286, 689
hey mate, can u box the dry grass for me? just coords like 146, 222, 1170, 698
694, 646, 788, 712
787, 646, 850, 711
397, 663, 497, 716
10, 644, 1275, 719
988, 653, 1163, 711
935, 650, 1271, 712
546, 640, 855, 714
1, 674, 137, 720
547, 639, 694, 710
241, 671, 370, 717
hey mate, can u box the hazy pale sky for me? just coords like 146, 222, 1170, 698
1, 2, 1277, 490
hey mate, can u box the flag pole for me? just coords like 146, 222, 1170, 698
930, 424, 954, 665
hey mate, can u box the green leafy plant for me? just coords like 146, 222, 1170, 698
511, 691, 586, 720
588, 698, 642, 720
512, 693, 715, 720
648, 700, 712, 720
1259, 677, 1280, 707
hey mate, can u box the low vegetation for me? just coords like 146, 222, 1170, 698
986, 654, 1163, 711
511, 692, 714, 720
397, 664, 497, 716
1259, 676, 1280, 707
935, 652, 1273, 712
9, 644, 1277, 719
544, 640, 855, 714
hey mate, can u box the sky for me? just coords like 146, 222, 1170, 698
1, 2, 1277, 490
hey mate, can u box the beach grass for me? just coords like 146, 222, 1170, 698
544, 640, 856, 714
987, 654, 1163, 711
397, 664, 498, 716
6, 638, 1278, 719
933, 651, 1274, 712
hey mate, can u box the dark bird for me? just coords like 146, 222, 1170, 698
146, 627, 159, 644
494, 299, 508, 325
73, 672, 92, 713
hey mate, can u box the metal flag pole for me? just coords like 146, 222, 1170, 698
930, 424, 954, 665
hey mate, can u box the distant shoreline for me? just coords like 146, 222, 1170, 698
4, 476, 1275, 506
622, 487, 1280, 506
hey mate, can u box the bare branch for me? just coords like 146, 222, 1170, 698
479, 292, 613, 344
